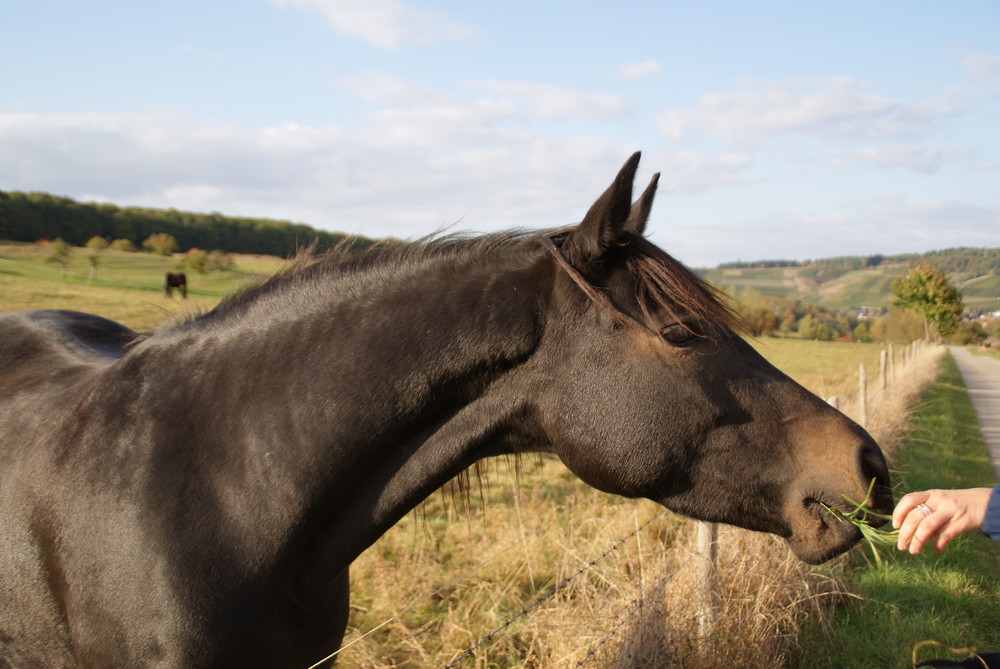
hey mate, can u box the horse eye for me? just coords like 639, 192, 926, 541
659, 324, 697, 346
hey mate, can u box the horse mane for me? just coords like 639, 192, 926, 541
196, 231, 543, 325
201, 228, 740, 338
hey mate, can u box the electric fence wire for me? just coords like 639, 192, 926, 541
574, 555, 694, 667
444, 508, 670, 668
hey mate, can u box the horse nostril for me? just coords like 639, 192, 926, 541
859, 438, 892, 513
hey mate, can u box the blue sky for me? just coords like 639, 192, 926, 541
2, 1, 998, 267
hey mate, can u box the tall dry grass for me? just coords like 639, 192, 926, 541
331, 342, 944, 668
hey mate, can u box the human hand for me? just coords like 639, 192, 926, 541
892, 488, 993, 554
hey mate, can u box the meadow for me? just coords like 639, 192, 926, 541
0, 241, 280, 330
0, 241, 971, 667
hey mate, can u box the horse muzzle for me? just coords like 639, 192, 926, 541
785, 434, 892, 564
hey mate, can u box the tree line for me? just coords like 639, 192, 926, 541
0, 190, 379, 257
718, 247, 1000, 276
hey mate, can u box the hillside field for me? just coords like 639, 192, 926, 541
699, 261, 1000, 311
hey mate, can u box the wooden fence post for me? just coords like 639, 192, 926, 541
859, 363, 868, 428
879, 349, 887, 392
695, 521, 718, 644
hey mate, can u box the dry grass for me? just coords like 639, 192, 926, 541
328, 341, 944, 668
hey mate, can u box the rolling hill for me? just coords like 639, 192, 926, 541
697, 249, 1000, 311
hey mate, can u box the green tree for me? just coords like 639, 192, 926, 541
949, 321, 987, 346
797, 314, 819, 340
85, 236, 109, 279
183, 248, 208, 274
142, 233, 178, 256
109, 238, 137, 252
852, 322, 871, 343
206, 250, 234, 272
890, 262, 964, 341
44, 238, 72, 277
731, 289, 780, 337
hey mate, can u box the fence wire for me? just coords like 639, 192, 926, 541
444, 509, 669, 668
573, 555, 694, 667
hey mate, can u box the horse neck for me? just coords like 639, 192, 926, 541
141, 248, 549, 577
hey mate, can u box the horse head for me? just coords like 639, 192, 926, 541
535, 153, 891, 564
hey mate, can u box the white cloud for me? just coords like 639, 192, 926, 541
656, 76, 950, 144
611, 60, 663, 81
336, 75, 630, 148
340, 72, 446, 105
962, 54, 1000, 81
468, 80, 630, 121
0, 111, 638, 240
647, 151, 757, 195
268, 0, 471, 49
831, 144, 946, 173
669, 196, 1000, 268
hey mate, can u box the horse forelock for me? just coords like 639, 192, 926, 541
618, 231, 745, 337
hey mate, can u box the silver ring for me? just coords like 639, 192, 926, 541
916, 503, 933, 517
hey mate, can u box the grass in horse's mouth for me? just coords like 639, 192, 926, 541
822, 478, 898, 563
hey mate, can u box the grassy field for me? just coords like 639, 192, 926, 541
796, 352, 999, 669
0, 239, 958, 666
751, 337, 889, 401
0, 241, 283, 330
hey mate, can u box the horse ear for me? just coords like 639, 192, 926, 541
624, 173, 659, 236
563, 152, 641, 267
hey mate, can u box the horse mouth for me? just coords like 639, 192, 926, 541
786, 497, 871, 564
785, 455, 893, 565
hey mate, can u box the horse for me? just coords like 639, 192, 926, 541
164, 271, 187, 298
0, 153, 891, 668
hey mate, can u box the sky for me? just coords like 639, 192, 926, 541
2, 1, 998, 268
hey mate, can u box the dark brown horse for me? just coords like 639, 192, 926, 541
164, 271, 187, 298
0, 153, 890, 668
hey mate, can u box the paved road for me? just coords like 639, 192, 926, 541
949, 347, 1000, 480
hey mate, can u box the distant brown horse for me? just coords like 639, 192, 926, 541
0, 153, 891, 668
165, 271, 187, 298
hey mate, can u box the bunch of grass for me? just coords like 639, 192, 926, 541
822, 478, 899, 566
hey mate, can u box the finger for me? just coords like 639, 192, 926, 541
931, 514, 969, 552
893, 491, 931, 528
907, 513, 950, 554
935, 529, 959, 552
897, 507, 928, 551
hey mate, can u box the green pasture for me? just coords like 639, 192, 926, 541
751, 337, 888, 400
961, 273, 1000, 309
0, 242, 283, 330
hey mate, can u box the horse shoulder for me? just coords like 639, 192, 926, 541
0, 310, 138, 460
